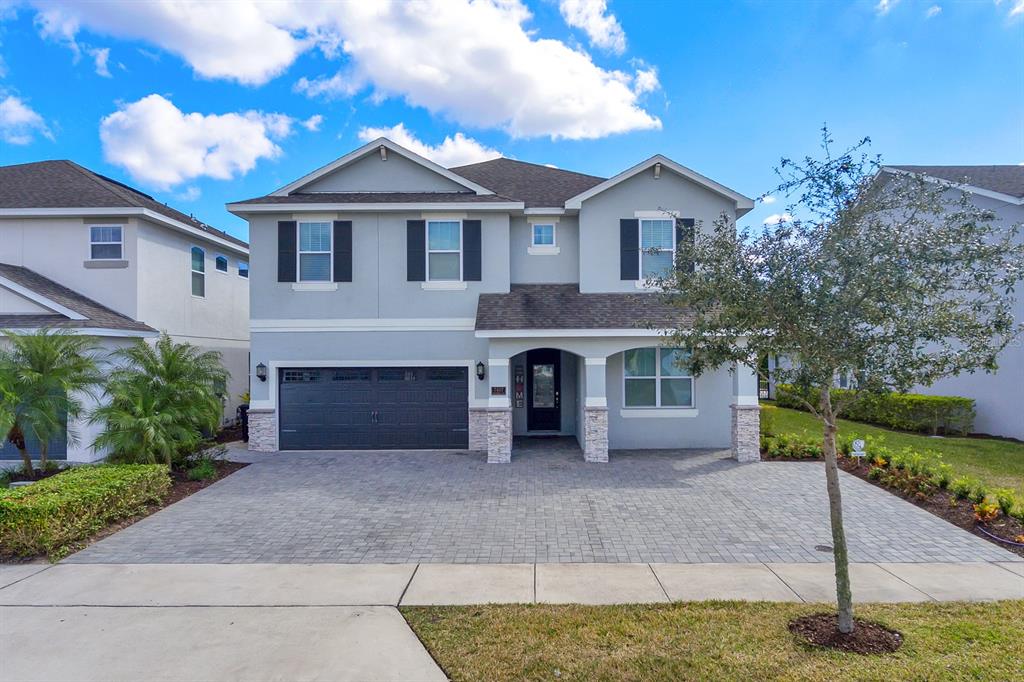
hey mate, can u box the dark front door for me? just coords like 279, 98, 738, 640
278, 367, 469, 450
526, 349, 561, 431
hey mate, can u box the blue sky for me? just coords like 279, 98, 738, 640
0, 0, 1021, 242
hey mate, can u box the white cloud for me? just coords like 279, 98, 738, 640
28, 0, 660, 140
1011, 0, 1024, 17
88, 46, 110, 77
357, 123, 501, 167
175, 185, 201, 202
0, 95, 53, 144
99, 94, 297, 188
301, 114, 324, 132
762, 195, 777, 204
875, 0, 899, 15
925, 5, 942, 18
763, 213, 794, 225
633, 66, 659, 95
558, 0, 627, 54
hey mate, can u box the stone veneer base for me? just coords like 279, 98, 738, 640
731, 404, 761, 462
247, 409, 277, 452
468, 408, 489, 451
583, 407, 609, 463
487, 409, 512, 463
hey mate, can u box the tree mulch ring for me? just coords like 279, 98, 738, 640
6, 466, 67, 483
789, 613, 903, 654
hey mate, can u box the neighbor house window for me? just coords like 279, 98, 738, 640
238, 261, 249, 278
427, 220, 461, 281
190, 246, 206, 297
623, 347, 694, 408
532, 223, 555, 246
640, 218, 674, 279
89, 225, 122, 260
215, 254, 229, 272
298, 222, 332, 282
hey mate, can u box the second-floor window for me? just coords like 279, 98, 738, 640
640, 219, 674, 279
299, 222, 332, 282
90, 225, 122, 260
238, 261, 249, 278
215, 254, 229, 272
427, 220, 461, 281
191, 246, 205, 297
532, 224, 555, 246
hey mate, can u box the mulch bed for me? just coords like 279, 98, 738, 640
6, 466, 66, 483
763, 451, 1024, 559
789, 613, 903, 654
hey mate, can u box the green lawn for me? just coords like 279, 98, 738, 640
765, 404, 1024, 497
404, 601, 1024, 682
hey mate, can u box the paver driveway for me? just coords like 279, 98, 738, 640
66, 440, 1019, 564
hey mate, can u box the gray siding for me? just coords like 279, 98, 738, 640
300, 151, 468, 193
509, 216, 580, 284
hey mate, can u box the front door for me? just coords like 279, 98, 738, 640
527, 349, 561, 431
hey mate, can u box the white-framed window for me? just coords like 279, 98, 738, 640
640, 218, 675, 279
531, 223, 555, 247
190, 246, 206, 298
427, 220, 462, 281
215, 254, 229, 273
238, 261, 249, 279
89, 225, 123, 260
623, 347, 694, 408
298, 222, 332, 282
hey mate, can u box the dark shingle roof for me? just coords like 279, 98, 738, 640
475, 284, 693, 331
888, 165, 1024, 199
0, 160, 248, 249
450, 158, 606, 208
231, 191, 516, 205
0, 263, 155, 333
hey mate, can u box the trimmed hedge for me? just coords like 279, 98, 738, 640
0, 464, 170, 559
775, 386, 975, 435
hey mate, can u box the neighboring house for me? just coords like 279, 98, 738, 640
0, 160, 250, 462
230, 137, 760, 463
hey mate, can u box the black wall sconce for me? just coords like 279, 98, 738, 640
256, 362, 268, 382
476, 361, 486, 381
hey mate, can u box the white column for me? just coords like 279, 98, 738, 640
486, 357, 512, 463
731, 360, 761, 462
582, 357, 609, 462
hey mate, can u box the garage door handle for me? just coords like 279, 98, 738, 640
281, 429, 298, 433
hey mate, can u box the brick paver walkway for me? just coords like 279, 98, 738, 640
66, 440, 1019, 564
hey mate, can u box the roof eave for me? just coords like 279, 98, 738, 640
226, 201, 525, 215
879, 167, 1024, 205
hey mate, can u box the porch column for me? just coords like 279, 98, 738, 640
486, 358, 512, 463
582, 357, 609, 463
731, 360, 761, 462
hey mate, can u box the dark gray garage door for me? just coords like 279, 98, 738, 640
278, 367, 469, 450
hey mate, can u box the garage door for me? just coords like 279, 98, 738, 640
278, 367, 469, 450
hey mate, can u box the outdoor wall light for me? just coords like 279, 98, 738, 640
256, 362, 268, 382
476, 361, 486, 380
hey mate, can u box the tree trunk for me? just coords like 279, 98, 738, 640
38, 441, 48, 469
7, 422, 33, 478
821, 386, 855, 634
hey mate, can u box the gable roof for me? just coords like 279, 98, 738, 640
563, 155, 755, 215
271, 137, 497, 197
449, 158, 606, 209
884, 165, 1024, 204
0, 262, 156, 336
0, 160, 248, 251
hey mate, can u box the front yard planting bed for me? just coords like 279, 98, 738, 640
403, 601, 1024, 681
1, 460, 246, 562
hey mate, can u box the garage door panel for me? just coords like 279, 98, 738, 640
279, 366, 468, 450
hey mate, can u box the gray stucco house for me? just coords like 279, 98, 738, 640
0, 160, 250, 462
229, 138, 760, 462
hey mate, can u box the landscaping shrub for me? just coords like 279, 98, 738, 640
0, 464, 169, 559
776, 385, 975, 435
950, 477, 974, 500
973, 501, 1001, 523
186, 459, 217, 482
761, 433, 822, 459
994, 489, 1017, 517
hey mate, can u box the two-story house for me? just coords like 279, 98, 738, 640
229, 138, 759, 463
0, 160, 250, 462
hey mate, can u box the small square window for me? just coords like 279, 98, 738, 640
532, 224, 555, 246
215, 255, 228, 272
89, 225, 123, 260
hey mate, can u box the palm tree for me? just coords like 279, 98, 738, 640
2, 329, 102, 475
92, 333, 228, 466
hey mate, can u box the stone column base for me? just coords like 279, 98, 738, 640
487, 409, 512, 463
248, 409, 277, 452
468, 408, 489, 451
583, 407, 609, 463
731, 404, 761, 462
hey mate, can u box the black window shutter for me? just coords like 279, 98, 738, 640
333, 220, 352, 282
620, 218, 639, 280
407, 219, 426, 281
463, 220, 482, 281
676, 218, 696, 273
277, 220, 297, 282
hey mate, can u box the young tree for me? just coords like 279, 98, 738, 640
2, 329, 102, 476
656, 129, 1024, 634
91, 333, 228, 466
